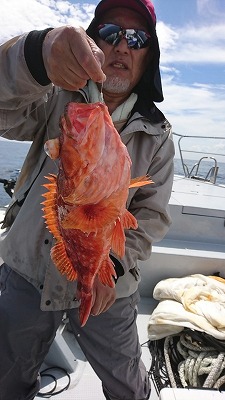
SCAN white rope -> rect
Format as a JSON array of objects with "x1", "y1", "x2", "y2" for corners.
[
  {"x1": 164, "y1": 333, "x2": 225, "y2": 389},
  {"x1": 203, "y1": 353, "x2": 225, "y2": 388},
  {"x1": 164, "y1": 335, "x2": 177, "y2": 388}
]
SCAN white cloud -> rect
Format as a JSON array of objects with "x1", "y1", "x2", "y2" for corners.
[
  {"x1": 155, "y1": 12, "x2": 225, "y2": 146},
  {"x1": 159, "y1": 78, "x2": 225, "y2": 158},
  {"x1": 157, "y1": 21, "x2": 225, "y2": 64},
  {"x1": 0, "y1": 0, "x2": 224, "y2": 146},
  {"x1": 0, "y1": 0, "x2": 94, "y2": 44}
]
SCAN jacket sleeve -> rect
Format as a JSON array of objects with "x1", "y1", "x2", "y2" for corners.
[
  {"x1": 0, "y1": 32, "x2": 53, "y2": 141},
  {"x1": 117, "y1": 130, "x2": 174, "y2": 274}
]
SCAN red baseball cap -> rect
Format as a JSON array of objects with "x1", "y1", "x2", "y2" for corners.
[{"x1": 94, "y1": 0, "x2": 156, "y2": 27}]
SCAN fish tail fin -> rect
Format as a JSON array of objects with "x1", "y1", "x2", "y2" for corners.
[
  {"x1": 98, "y1": 257, "x2": 116, "y2": 288},
  {"x1": 79, "y1": 292, "x2": 93, "y2": 327},
  {"x1": 129, "y1": 175, "x2": 153, "y2": 188}
]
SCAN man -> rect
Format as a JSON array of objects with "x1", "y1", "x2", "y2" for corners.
[{"x1": 0, "y1": 0, "x2": 174, "y2": 399}]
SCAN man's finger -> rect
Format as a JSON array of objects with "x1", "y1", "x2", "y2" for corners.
[{"x1": 69, "y1": 30, "x2": 106, "y2": 83}]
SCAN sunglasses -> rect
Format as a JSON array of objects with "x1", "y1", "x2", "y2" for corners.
[{"x1": 97, "y1": 23, "x2": 151, "y2": 50}]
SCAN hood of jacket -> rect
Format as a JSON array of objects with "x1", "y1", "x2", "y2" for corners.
[{"x1": 86, "y1": 0, "x2": 164, "y2": 110}]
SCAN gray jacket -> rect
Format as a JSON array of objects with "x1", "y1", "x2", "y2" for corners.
[{"x1": 0, "y1": 34, "x2": 175, "y2": 311}]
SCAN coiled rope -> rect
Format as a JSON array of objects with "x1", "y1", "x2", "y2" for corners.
[{"x1": 149, "y1": 330, "x2": 225, "y2": 394}]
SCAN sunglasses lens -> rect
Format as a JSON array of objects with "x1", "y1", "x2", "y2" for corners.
[
  {"x1": 98, "y1": 24, "x2": 150, "y2": 49},
  {"x1": 98, "y1": 24, "x2": 121, "y2": 46},
  {"x1": 136, "y1": 31, "x2": 150, "y2": 48},
  {"x1": 125, "y1": 30, "x2": 140, "y2": 49}
]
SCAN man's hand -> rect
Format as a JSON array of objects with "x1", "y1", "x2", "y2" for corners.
[
  {"x1": 42, "y1": 26, "x2": 106, "y2": 91},
  {"x1": 90, "y1": 275, "x2": 116, "y2": 316}
]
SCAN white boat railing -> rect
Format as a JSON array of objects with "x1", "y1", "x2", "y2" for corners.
[{"x1": 173, "y1": 132, "x2": 225, "y2": 184}]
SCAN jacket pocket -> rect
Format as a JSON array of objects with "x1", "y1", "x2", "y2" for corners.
[
  {"x1": 1, "y1": 199, "x2": 22, "y2": 229},
  {"x1": 0, "y1": 263, "x2": 12, "y2": 294}
]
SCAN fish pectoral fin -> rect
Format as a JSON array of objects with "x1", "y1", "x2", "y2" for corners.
[
  {"x1": 129, "y1": 175, "x2": 153, "y2": 188},
  {"x1": 51, "y1": 241, "x2": 77, "y2": 281},
  {"x1": 44, "y1": 138, "x2": 60, "y2": 160},
  {"x1": 98, "y1": 257, "x2": 116, "y2": 288},
  {"x1": 111, "y1": 211, "x2": 138, "y2": 258},
  {"x1": 121, "y1": 209, "x2": 138, "y2": 230},
  {"x1": 61, "y1": 201, "x2": 118, "y2": 233},
  {"x1": 111, "y1": 218, "x2": 126, "y2": 258}
]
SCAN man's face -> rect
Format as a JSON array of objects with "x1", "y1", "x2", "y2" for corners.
[{"x1": 96, "y1": 7, "x2": 151, "y2": 96}]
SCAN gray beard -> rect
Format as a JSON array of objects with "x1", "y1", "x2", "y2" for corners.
[{"x1": 103, "y1": 76, "x2": 130, "y2": 94}]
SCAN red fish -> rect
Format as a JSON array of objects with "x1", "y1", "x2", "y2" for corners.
[{"x1": 42, "y1": 102, "x2": 151, "y2": 326}]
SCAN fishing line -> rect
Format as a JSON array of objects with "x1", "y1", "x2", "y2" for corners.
[
  {"x1": 99, "y1": 81, "x2": 104, "y2": 103},
  {"x1": 43, "y1": 94, "x2": 50, "y2": 142},
  {"x1": 0, "y1": 89, "x2": 64, "y2": 139},
  {"x1": 43, "y1": 98, "x2": 59, "y2": 171},
  {"x1": 0, "y1": 82, "x2": 105, "y2": 140}
]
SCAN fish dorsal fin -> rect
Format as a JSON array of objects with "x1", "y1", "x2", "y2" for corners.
[
  {"x1": 61, "y1": 201, "x2": 119, "y2": 233},
  {"x1": 42, "y1": 174, "x2": 77, "y2": 281},
  {"x1": 98, "y1": 256, "x2": 116, "y2": 287},
  {"x1": 42, "y1": 174, "x2": 61, "y2": 241},
  {"x1": 129, "y1": 175, "x2": 153, "y2": 188}
]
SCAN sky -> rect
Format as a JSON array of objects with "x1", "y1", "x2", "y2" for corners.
[{"x1": 0, "y1": 0, "x2": 225, "y2": 158}]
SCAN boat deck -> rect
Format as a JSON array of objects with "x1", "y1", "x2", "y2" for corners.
[
  {"x1": 35, "y1": 297, "x2": 158, "y2": 400},
  {"x1": 36, "y1": 173, "x2": 224, "y2": 400},
  {"x1": 1, "y1": 172, "x2": 225, "y2": 399},
  {"x1": 35, "y1": 292, "x2": 225, "y2": 399}
]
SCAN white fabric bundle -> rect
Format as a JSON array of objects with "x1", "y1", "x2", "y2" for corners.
[{"x1": 148, "y1": 274, "x2": 225, "y2": 340}]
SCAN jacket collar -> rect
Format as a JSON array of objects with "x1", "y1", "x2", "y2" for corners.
[{"x1": 77, "y1": 86, "x2": 168, "y2": 134}]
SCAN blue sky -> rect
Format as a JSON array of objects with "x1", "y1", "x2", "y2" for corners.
[{"x1": 0, "y1": 0, "x2": 225, "y2": 156}]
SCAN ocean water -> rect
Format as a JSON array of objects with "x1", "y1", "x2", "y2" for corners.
[
  {"x1": 0, "y1": 139, "x2": 225, "y2": 207},
  {"x1": 0, "y1": 140, "x2": 31, "y2": 207}
]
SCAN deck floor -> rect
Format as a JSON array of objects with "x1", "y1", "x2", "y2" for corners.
[{"x1": 35, "y1": 297, "x2": 158, "y2": 400}]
